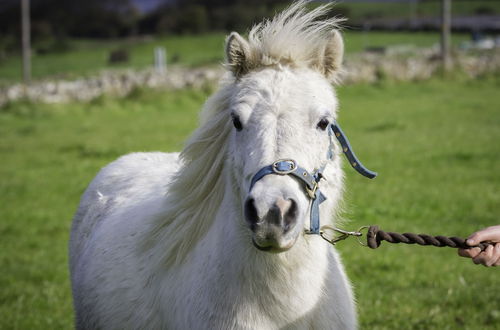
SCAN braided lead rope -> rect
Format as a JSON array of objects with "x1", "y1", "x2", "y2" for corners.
[{"x1": 366, "y1": 225, "x2": 493, "y2": 251}]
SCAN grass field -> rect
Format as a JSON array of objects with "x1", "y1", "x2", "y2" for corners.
[
  {"x1": 0, "y1": 31, "x2": 470, "y2": 84},
  {"x1": 1, "y1": 75, "x2": 499, "y2": 329},
  {"x1": 337, "y1": 0, "x2": 500, "y2": 21}
]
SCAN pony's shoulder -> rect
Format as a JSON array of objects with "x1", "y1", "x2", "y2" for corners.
[
  {"x1": 94, "y1": 151, "x2": 180, "y2": 187},
  {"x1": 80, "y1": 151, "x2": 181, "y2": 204},
  {"x1": 69, "y1": 152, "x2": 180, "y2": 263},
  {"x1": 107, "y1": 151, "x2": 180, "y2": 174}
]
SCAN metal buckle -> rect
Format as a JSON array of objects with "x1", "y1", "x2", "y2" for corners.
[{"x1": 272, "y1": 159, "x2": 297, "y2": 175}]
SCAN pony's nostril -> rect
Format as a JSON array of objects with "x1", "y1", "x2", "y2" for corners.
[
  {"x1": 283, "y1": 198, "x2": 298, "y2": 232},
  {"x1": 244, "y1": 198, "x2": 259, "y2": 227}
]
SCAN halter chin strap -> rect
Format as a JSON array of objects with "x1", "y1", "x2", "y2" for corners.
[{"x1": 249, "y1": 121, "x2": 377, "y2": 234}]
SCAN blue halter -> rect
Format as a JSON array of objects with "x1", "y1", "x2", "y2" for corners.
[{"x1": 249, "y1": 121, "x2": 377, "y2": 235}]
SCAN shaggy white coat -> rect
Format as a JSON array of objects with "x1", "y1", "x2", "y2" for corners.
[{"x1": 70, "y1": 2, "x2": 357, "y2": 329}]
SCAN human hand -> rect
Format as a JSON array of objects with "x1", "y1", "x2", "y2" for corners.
[{"x1": 458, "y1": 225, "x2": 500, "y2": 267}]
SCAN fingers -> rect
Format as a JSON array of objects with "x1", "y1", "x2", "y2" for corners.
[
  {"x1": 492, "y1": 244, "x2": 500, "y2": 267},
  {"x1": 472, "y1": 245, "x2": 493, "y2": 265},
  {"x1": 466, "y1": 225, "x2": 500, "y2": 246},
  {"x1": 458, "y1": 247, "x2": 481, "y2": 258},
  {"x1": 459, "y1": 226, "x2": 500, "y2": 266},
  {"x1": 471, "y1": 243, "x2": 500, "y2": 267}
]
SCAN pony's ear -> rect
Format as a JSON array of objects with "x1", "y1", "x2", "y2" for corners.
[
  {"x1": 316, "y1": 30, "x2": 344, "y2": 81},
  {"x1": 225, "y1": 32, "x2": 251, "y2": 76}
]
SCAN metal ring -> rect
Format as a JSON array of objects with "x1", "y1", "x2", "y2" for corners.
[
  {"x1": 356, "y1": 226, "x2": 370, "y2": 246},
  {"x1": 272, "y1": 159, "x2": 297, "y2": 175}
]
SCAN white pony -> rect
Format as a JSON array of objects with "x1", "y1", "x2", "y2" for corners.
[{"x1": 69, "y1": 2, "x2": 357, "y2": 329}]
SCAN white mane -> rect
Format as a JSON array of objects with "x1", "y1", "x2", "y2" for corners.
[{"x1": 149, "y1": 84, "x2": 233, "y2": 267}]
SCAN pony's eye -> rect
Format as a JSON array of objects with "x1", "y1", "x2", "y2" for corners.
[
  {"x1": 232, "y1": 114, "x2": 243, "y2": 131},
  {"x1": 317, "y1": 118, "x2": 330, "y2": 131}
]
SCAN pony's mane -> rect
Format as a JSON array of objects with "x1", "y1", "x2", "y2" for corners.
[
  {"x1": 150, "y1": 82, "x2": 233, "y2": 267},
  {"x1": 239, "y1": 0, "x2": 344, "y2": 72}
]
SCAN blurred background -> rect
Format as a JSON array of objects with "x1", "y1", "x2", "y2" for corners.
[
  {"x1": 0, "y1": 0, "x2": 499, "y2": 329},
  {"x1": 0, "y1": 0, "x2": 499, "y2": 86}
]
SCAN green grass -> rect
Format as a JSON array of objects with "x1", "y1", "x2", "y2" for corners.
[
  {"x1": 0, "y1": 34, "x2": 226, "y2": 83},
  {"x1": 0, "y1": 31, "x2": 470, "y2": 84},
  {"x1": 1, "y1": 76, "x2": 499, "y2": 329},
  {"x1": 337, "y1": 0, "x2": 500, "y2": 21},
  {"x1": 336, "y1": 76, "x2": 500, "y2": 329},
  {"x1": 342, "y1": 31, "x2": 468, "y2": 56}
]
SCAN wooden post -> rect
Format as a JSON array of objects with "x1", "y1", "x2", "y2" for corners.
[
  {"x1": 440, "y1": 0, "x2": 451, "y2": 71},
  {"x1": 409, "y1": 0, "x2": 417, "y2": 29},
  {"x1": 21, "y1": 0, "x2": 31, "y2": 83}
]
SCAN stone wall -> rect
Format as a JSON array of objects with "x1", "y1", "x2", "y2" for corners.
[
  {"x1": 343, "y1": 47, "x2": 500, "y2": 84},
  {"x1": 1, "y1": 47, "x2": 499, "y2": 107},
  {"x1": 0, "y1": 67, "x2": 222, "y2": 107}
]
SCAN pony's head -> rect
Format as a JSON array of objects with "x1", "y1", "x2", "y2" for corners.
[
  {"x1": 225, "y1": 1, "x2": 344, "y2": 252},
  {"x1": 151, "y1": 1, "x2": 349, "y2": 266}
]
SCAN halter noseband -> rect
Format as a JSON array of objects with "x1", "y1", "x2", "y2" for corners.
[{"x1": 249, "y1": 121, "x2": 377, "y2": 235}]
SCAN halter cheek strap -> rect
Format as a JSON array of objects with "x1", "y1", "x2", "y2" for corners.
[
  {"x1": 248, "y1": 121, "x2": 377, "y2": 235},
  {"x1": 331, "y1": 123, "x2": 377, "y2": 179}
]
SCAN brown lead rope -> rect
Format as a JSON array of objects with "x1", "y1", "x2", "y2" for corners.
[
  {"x1": 319, "y1": 225, "x2": 494, "y2": 251},
  {"x1": 366, "y1": 225, "x2": 493, "y2": 251}
]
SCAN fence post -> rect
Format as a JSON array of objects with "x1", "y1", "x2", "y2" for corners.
[
  {"x1": 154, "y1": 47, "x2": 167, "y2": 74},
  {"x1": 409, "y1": 0, "x2": 417, "y2": 29},
  {"x1": 440, "y1": 0, "x2": 451, "y2": 71},
  {"x1": 21, "y1": 0, "x2": 31, "y2": 83}
]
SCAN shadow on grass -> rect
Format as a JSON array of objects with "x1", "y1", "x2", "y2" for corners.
[{"x1": 59, "y1": 144, "x2": 123, "y2": 159}]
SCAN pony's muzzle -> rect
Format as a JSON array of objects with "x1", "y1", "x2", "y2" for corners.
[{"x1": 244, "y1": 196, "x2": 300, "y2": 252}]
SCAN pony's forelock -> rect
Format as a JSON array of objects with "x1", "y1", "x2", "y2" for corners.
[{"x1": 245, "y1": 1, "x2": 344, "y2": 72}]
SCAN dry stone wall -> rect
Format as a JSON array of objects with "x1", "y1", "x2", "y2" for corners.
[{"x1": 1, "y1": 48, "x2": 499, "y2": 107}]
